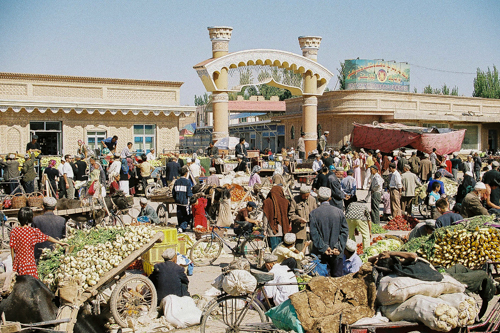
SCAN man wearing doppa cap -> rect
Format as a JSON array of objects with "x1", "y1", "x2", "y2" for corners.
[
  {"x1": 461, "y1": 182, "x2": 490, "y2": 218},
  {"x1": 149, "y1": 248, "x2": 190, "y2": 305},
  {"x1": 33, "y1": 197, "x2": 66, "y2": 260},
  {"x1": 343, "y1": 239, "x2": 362, "y2": 275},
  {"x1": 273, "y1": 233, "x2": 310, "y2": 264},
  {"x1": 309, "y1": 187, "x2": 349, "y2": 277},
  {"x1": 137, "y1": 198, "x2": 160, "y2": 224},
  {"x1": 288, "y1": 185, "x2": 317, "y2": 251}
]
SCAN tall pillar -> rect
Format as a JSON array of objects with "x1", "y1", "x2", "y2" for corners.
[
  {"x1": 208, "y1": 26, "x2": 233, "y2": 141},
  {"x1": 298, "y1": 36, "x2": 322, "y2": 155}
]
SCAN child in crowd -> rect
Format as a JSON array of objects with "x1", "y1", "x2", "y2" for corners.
[
  {"x1": 191, "y1": 195, "x2": 207, "y2": 229},
  {"x1": 428, "y1": 182, "x2": 441, "y2": 219}
]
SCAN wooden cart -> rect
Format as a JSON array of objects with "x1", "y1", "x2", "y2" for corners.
[{"x1": 150, "y1": 194, "x2": 177, "y2": 225}]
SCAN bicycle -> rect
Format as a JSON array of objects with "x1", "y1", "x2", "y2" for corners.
[
  {"x1": 0, "y1": 176, "x2": 26, "y2": 197},
  {"x1": 189, "y1": 215, "x2": 268, "y2": 267}
]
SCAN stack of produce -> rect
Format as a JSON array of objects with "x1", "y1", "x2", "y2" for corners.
[
  {"x1": 360, "y1": 238, "x2": 402, "y2": 262},
  {"x1": 438, "y1": 294, "x2": 478, "y2": 327},
  {"x1": 371, "y1": 224, "x2": 388, "y2": 234},
  {"x1": 402, "y1": 215, "x2": 499, "y2": 269},
  {"x1": 150, "y1": 159, "x2": 162, "y2": 167},
  {"x1": 294, "y1": 168, "x2": 314, "y2": 173},
  {"x1": 39, "y1": 225, "x2": 157, "y2": 292},
  {"x1": 230, "y1": 186, "x2": 250, "y2": 202},
  {"x1": 442, "y1": 177, "x2": 458, "y2": 197},
  {"x1": 383, "y1": 215, "x2": 420, "y2": 231},
  {"x1": 39, "y1": 156, "x2": 62, "y2": 168}
]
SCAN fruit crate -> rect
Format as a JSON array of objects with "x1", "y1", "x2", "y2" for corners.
[{"x1": 155, "y1": 227, "x2": 178, "y2": 245}]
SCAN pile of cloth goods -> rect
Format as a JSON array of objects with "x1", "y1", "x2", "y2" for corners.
[
  {"x1": 401, "y1": 215, "x2": 500, "y2": 269},
  {"x1": 38, "y1": 225, "x2": 157, "y2": 291}
]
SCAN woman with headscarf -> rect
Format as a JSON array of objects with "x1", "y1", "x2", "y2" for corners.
[
  {"x1": 126, "y1": 156, "x2": 137, "y2": 195},
  {"x1": 119, "y1": 158, "x2": 130, "y2": 195},
  {"x1": 43, "y1": 159, "x2": 59, "y2": 197},
  {"x1": 352, "y1": 152, "x2": 362, "y2": 190},
  {"x1": 263, "y1": 186, "x2": 291, "y2": 251},
  {"x1": 249, "y1": 166, "x2": 262, "y2": 187}
]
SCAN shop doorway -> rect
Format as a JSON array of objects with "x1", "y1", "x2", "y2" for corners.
[
  {"x1": 30, "y1": 121, "x2": 62, "y2": 155},
  {"x1": 489, "y1": 129, "x2": 498, "y2": 152}
]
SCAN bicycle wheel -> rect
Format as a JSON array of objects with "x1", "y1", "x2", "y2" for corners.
[
  {"x1": 200, "y1": 295, "x2": 267, "y2": 333},
  {"x1": 241, "y1": 237, "x2": 268, "y2": 266},
  {"x1": 1, "y1": 218, "x2": 17, "y2": 249},
  {"x1": 156, "y1": 204, "x2": 168, "y2": 225},
  {"x1": 190, "y1": 237, "x2": 223, "y2": 267}
]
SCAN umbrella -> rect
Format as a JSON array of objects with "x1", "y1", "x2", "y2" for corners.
[{"x1": 214, "y1": 137, "x2": 249, "y2": 150}]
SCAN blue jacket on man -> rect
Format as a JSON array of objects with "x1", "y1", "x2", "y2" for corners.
[
  {"x1": 309, "y1": 202, "x2": 349, "y2": 254},
  {"x1": 172, "y1": 177, "x2": 192, "y2": 205},
  {"x1": 327, "y1": 172, "x2": 344, "y2": 210},
  {"x1": 165, "y1": 161, "x2": 181, "y2": 181}
]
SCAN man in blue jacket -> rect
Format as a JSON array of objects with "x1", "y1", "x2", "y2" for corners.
[
  {"x1": 165, "y1": 157, "x2": 182, "y2": 186},
  {"x1": 309, "y1": 187, "x2": 349, "y2": 277},
  {"x1": 173, "y1": 166, "x2": 193, "y2": 232},
  {"x1": 327, "y1": 166, "x2": 344, "y2": 210}
]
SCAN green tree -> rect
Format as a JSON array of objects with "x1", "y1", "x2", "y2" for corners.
[
  {"x1": 451, "y1": 86, "x2": 459, "y2": 96},
  {"x1": 442, "y1": 84, "x2": 450, "y2": 95},
  {"x1": 336, "y1": 61, "x2": 346, "y2": 90},
  {"x1": 413, "y1": 87, "x2": 418, "y2": 93},
  {"x1": 423, "y1": 85, "x2": 433, "y2": 94},
  {"x1": 473, "y1": 66, "x2": 500, "y2": 99},
  {"x1": 194, "y1": 93, "x2": 211, "y2": 106}
]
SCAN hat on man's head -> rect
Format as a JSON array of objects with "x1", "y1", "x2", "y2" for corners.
[
  {"x1": 114, "y1": 154, "x2": 120, "y2": 159},
  {"x1": 345, "y1": 239, "x2": 357, "y2": 253},
  {"x1": 43, "y1": 197, "x2": 57, "y2": 209},
  {"x1": 389, "y1": 163, "x2": 397, "y2": 169},
  {"x1": 324, "y1": 131, "x2": 329, "y2": 134},
  {"x1": 8, "y1": 154, "x2": 16, "y2": 159},
  {"x1": 264, "y1": 253, "x2": 278, "y2": 263},
  {"x1": 347, "y1": 169, "x2": 353, "y2": 175},
  {"x1": 24, "y1": 153, "x2": 30, "y2": 159},
  {"x1": 370, "y1": 165, "x2": 379, "y2": 171},
  {"x1": 424, "y1": 153, "x2": 430, "y2": 158},
  {"x1": 453, "y1": 152, "x2": 458, "y2": 157},
  {"x1": 209, "y1": 167, "x2": 216, "y2": 172},
  {"x1": 186, "y1": 158, "x2": 192, "y2": 163},
  {"x1": 237, "y1": 154, "x2": 243, "y2": 159},
  {"x1": 300, "y1": 185, "x2": 311, "y2": 194},
  {"x1": 162, "y1": 248, "x2": 177, "y2": 260},
  {"x1": 440, "y1": 163, "x2": 447, "y2": 167},
  {"x1": 315, "y1": 154, "x2": 321, "y2": 158},
  {"x1": 318, "y1": 187, "x2": 331, "y2": 201},
  {"x1": 492, "y1": 161, "x2": 500, "y2": 167},
  {"x1": 475, "y1": 182, "x2": 487, "y2": 190},
  {"x1": 284, "y1": 233, "x2": 296, "y2": 245},
  {"x1": 140, "y1": 198, "x2": 148, "y2": 205},
  {"x1": 375, "y1": 149, "x2": 380, "y2": 153},
  {"x1": 32, "y1": 135, "x2": 38, "y2": 140},
  {"x1": 329, "y1": 165, "x2": 336, "y2": 171},
  {"x1": 247, "y1": 201, "x2": 257, "y2": 208}
]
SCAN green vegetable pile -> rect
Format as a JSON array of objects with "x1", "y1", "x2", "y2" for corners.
[
  {"x1": 360, "y1": 238, "x2": 402, "y2": 262},
  {"x1": 371, "y1": 223, "x2": 388, "y2": 234}
]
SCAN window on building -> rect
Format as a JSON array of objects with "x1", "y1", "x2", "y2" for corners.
[
  {"x1": 453, "y1": 125, "x2": 479, "y2": 151},
  {"x1": 134, "y1": 125, "x2": 156, "y2": 153},
  {"x1": 87, "y1": 131, "x2": 106, "y2": 151},
  {"x1": 423, "y1": 123, "x2": 449, "y2": 128},
  {"x1": 30, "y1": 121, "x2": 62, "y2": 155}
]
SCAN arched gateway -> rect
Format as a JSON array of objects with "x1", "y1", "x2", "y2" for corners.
[{"x1": 193, "y1": 26, "x2": 334, "y2": 154}]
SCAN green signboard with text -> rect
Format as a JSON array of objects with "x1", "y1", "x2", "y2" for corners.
[{"x1": 345, "y1": 59, "x2": 410, "y2": 92}]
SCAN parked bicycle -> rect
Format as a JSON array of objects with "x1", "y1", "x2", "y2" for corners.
[{"x1": 189, "y1": 215, "x2": 268, "y2": 267}]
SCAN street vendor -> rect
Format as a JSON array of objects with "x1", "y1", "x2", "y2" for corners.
[
  {"x1": 234, "y1": 201, "x2": 260, "y2": 234},
  {"x1": 206, "y1": 141, "x2": 219, "y2": 157},
  {"x1": 263, "y1": 255, "x2": 299, "y2": 307},
  {"x1": 26, "y1": 134, "x2": 41, "y2": 153},
  {"x1": 408, "y1": 219, "x2": 436, "y2": 240},
  {"x1": 234, "y1": 154, "x2": 247, "y2": 173},
  {"x1": 273, "y1": 233, "x2": 310, "y2": 264},
  {"x1": 235, "y1": 137, "x2": 248, "y2": 160},
  {"x1": 461, "y1": 182, "x2": 489, "y2": 218},
  {"x1": 33, "y1": 197, "x2": 66, "y2": 260},
  {"x1": 22, "y1": 152, "x2": 36, "y2": 193},
  {"x1": 149, "y1": 248, "x2": 190, "y2": 305},
  {"x1": 288, "y1": 184, "x2": 317, "y2": 251},
  {"x1": 10, "y1": 207, "x2": 68, "y2": 279},
  {"x1": 0, "y1": 153, "x2": 21, "y2": 194},
  {"x1": 137, "y1": 197, "x2": 160, "y2": 224},
  {"x1": 343, "y1": 239, "x2": 362, "y2": 275}
]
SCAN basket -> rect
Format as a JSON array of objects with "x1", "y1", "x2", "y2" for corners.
[
  {"x1": 194, "y1": 228, "x2": 225, "y2": 240},
  {"x1": 27, "y1": 192, "x2": 44, "y2": 208},
  {"x1": 11, "y1": 193, "x2": 27, "y2": 209}
]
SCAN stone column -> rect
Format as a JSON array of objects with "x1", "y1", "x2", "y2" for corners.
[
  {"x1": 298, "y1": 36, "x2": 322, "y2": 155},
  {"x1": 208, "y1": 26, "x2": 233, "y2": 141}
]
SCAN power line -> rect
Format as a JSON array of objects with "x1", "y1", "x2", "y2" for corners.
[{"x1": 408, "y1": 63, "x2": 476, "y2": 75}]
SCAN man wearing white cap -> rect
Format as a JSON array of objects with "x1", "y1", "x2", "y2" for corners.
[
  {"x1": 273, "y1": 233, "x2": 311, "y2": 264},
  {"x1": 289, "y1": 185, "x2": 317, "y2": 251},
  {"x1": 312, "y1": 154, "x2": 323, "y2": 174},
  {"x1": 206, "y1": 167, "x2": 219, "y2": 186},
  {"x1": 33, "y1": 197, "x2": 66, "y2": 260},
  {"x1": 137, "y1": 197, "x2": 160, "y2": 224},
  {"x1": 22, "y1": 152, "x2": 36, "y2": 194},
  {"x1": 263, "y1": 254, "x2": 299, "y2": 307},
  {"x1": 309, "y1": 187, "x2": 349, "y2": 277},
  {"x1": 343, "y1": 239, "x2": 362, "y2": 275},
  {"x1": 461, "y1": 182, "x2": 489, "y2": 218},
  {"x1": 149, "y1": 248, "x2": 190, "y2": 304}
]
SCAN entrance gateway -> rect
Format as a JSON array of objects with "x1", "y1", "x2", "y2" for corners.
[{"x1": 193, "y1": 26, "x2": 334, "y2": 154}]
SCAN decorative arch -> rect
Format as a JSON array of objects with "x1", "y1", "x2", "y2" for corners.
[{"x1": 194, "y1": 49, "x2": 333, "y2": 95}]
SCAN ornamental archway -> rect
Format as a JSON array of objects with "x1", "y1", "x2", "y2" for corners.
[{"x1": 193, "y1": 26, "x2": 334, "y2": 154}]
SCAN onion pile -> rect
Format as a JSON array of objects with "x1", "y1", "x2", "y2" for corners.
[{"x1": 39, "y1": 225, "x2": 157, "y2": 291}]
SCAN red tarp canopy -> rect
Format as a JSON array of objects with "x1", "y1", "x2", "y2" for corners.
[{"x1": 351, "y1": 123, "x2": 466, "y2": 155}]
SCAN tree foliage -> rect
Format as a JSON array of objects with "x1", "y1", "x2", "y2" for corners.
[
  {"x1": 194, "y1": 93, "x2": 211, "y2": 106},
  {"x1": 473, "y1": 66, "x2": 500, "y2": 99},
  {"x1": 422, "y1": 84, "x2": 459, "y2": 96},
  {"x1": 336, "y1": 61, "x2": 346, "y2": 90}
]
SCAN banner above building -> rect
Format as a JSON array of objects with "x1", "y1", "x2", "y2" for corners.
[{"x1": 345, "y1": 59, "x2": 410, "y2": 92}]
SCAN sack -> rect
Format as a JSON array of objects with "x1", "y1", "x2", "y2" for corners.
[
  {"x1": 381, "y1": 295, "x2": 458, "y2": 332},
  {"x1": 266, "y1": 299, "x2": 304, "y2": 333},
  {"x1": 87, "y1": 181, "x2": 96, "y2": 195},
  {"x1": 377, "y1": 274, "x2": 466, "y2": 306},
  {"x1": 222, "y1": 270, "x2": 257, "y2": 296},
  {"x1": 162, "y1": 295, "x2": 202, "y2": 328},
  {"x1": 438, "y1": 293, "x2": 478, "y2": 326}
]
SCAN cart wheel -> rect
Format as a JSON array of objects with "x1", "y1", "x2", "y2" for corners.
[
  {"x1": 110, "y1": 274, "x2": 158, "y2": 328},
  {"x1": 156, "y1": 204, "x2": 168, "y2": 225},
  {"x1": 190, "y1": 237, "x2": 223, "y2": 266},
  {"x1": 145, "y1": 183, "x2": 161, "y2": 199}
]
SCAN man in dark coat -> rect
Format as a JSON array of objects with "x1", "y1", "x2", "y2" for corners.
[
  {"x1": 33, "y1": 197, "x2": 66, "y2": 260},
  {"x1": 149, "y1": 248, "x2": 189, "y2": 305},
  {"x1": 235, "y1": 138, "x2": 247, "y2": 160},
  {"x1": 309, "y1": 187, "x2": 349, "y2": 277},
  {"x1": 326, "y1": 167, "x2": 344, "y2": 210},
  {"x1": 473, "y1": 152, "x2": 482, "y2": 181},
  {"x1": 165, "y1": 157, "x2": 181, "y2": 185},
  {"x1": 74, "y1": 155, "x2": 87, "y2": 181}
]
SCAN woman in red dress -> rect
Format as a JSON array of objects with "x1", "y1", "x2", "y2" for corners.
[
  {"x1": 10, "y1": 207, "x2": 68, "y2": 279},
  {"x1": 191, "y1": 196, "x2": 208, "y2": 229}
]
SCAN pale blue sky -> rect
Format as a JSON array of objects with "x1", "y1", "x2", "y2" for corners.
[{"x1": 0, "y1": 1, "x2": 498, "y2": 105}]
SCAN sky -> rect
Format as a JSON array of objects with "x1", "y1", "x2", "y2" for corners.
[{"x1": 0, "y1": 1, "x2": 499, "y2": 105}]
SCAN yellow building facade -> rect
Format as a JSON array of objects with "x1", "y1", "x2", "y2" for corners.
[{"x1": 0, "y1": 73, "x2": 195, "y2": 155}]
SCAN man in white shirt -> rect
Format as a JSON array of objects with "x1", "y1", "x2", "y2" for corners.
[
  {"x1": 63, "y1": 155, "x2": 75, "y2": 199},
  {"x1": 120, "y1": 142, "x2": 133, "y2": 159},
  {"x1": 389, "y1": 163, "x2": 403, "y2": 217},
  {"x1": 263, "y1": 254, "x2": 299, "y2": 307},
  {"x1": 188, "y1": 158, "x2": 201, "y2": 179},
  {"x1": 312, "y1": 154, "x2": 323, "y2": 174},
  {"x1": 146, "y1": 148, "x2": 156, "y2": 161},
  {"x1": 108, "y1": 154, "x2": 122, "y2": 178}
]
